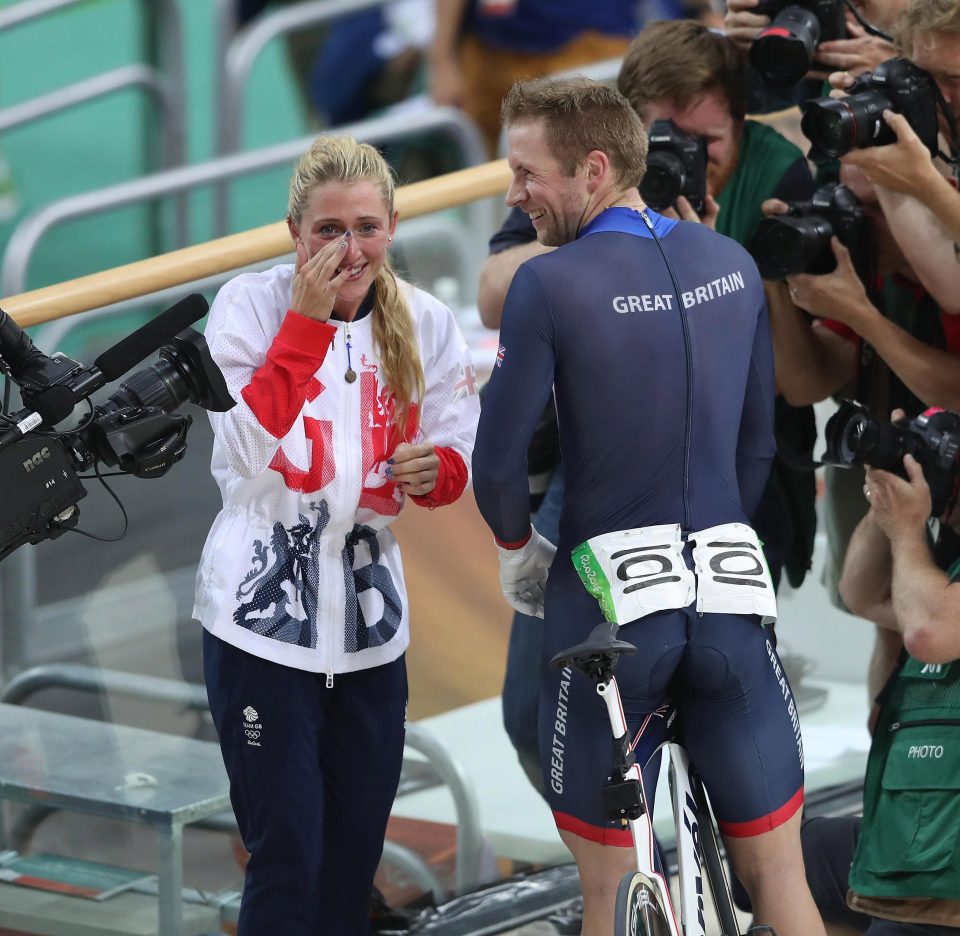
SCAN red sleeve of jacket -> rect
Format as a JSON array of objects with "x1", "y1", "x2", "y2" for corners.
[
  {"x1": 241, "y1": 311, "x2": 336, "y2": 438},
  {"x1": 408, "y1": 445, "x2": 468, "y2": 509}
]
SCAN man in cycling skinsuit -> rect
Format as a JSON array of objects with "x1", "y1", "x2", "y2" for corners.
[{"x1": 472, "y1": 77, "x2": 826, "y2": 936}]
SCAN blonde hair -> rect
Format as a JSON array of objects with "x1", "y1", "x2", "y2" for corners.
[
  {"x1": 896, "y1": 0, "x2": 960, "y2": 54},
  {"x1": 287, "y1": 135, "x2": 425, "y2": 436}
]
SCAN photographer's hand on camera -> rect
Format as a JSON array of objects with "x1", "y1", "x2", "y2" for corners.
[
  {"x1": 664, "y1": 193, "x2": 720, "y2": 228},
  {"x1": 841, "y1": 109, "x2": 942, "y2": 198},
  {"x1": 817, "y1": 20, "x2": 897, "y2": 78},
  {"x1": 842, "y1": 109, "x2": 960, "y2": 246},
  {"x1": 723, "y1": 0, "x2": 770, "y2": 53},
  {"x1": 864, "y1": 454, "x2": 932, "y2": 538},
  {"x1": 290, "y1": 238, "x2": 354, "y2": 322},
  {"x1": 786, "y1": 236, "x2": 872, "y2": 321}
]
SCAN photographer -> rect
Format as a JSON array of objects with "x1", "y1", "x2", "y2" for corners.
[
  {"x1": 843, "y1": 110, "x2": 960, "y2": 243},
  {"x1": 477, "y1": 19, "x2": 819, "y2": 801},
  {"x1": 763, "y1": 157, "x2": 960, "y2": 608},
  {"x1": 801, "y1": 415, "x2": 960, "y2": 935},
  {"x1": 827, "y1": 0, "x2": 960, "y2": 317},
  {"x1": 724, "y1": 0, "x2": 906, "y2": 78}
]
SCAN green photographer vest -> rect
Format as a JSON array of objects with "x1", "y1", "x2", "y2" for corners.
[{"x1": 848, "y1": 598, "x2": 960, "y2": 909}]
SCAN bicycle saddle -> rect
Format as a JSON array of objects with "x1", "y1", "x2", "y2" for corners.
[{"x1": 549, "y1": 621, "x2": 637, "y2": 680}]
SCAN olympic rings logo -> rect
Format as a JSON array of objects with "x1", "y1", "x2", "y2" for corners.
[{"x1": 245, "y1": 729, "x2": 261, "y2": 739}]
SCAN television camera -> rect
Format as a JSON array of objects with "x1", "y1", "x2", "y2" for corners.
[{"x1": 0, "y1": 295, "x2": 234, "y2": 561}]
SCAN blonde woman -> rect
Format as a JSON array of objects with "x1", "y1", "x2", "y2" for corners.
[{"x1": 194, "y1": 136, "x2": 479, "y2": 934}]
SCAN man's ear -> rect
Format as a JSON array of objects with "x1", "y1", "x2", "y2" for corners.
[{"x1": 584, "y1": 149, "x2": 611, "y2": 192}]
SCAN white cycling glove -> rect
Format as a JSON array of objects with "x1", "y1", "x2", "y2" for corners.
[{"x1": 496, "y1": 525, "x2": 557, "y2": 618}]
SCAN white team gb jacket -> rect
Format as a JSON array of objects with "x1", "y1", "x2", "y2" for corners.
[{"x1": 193, "y1": 264, "x2": 480, "y2": 677}]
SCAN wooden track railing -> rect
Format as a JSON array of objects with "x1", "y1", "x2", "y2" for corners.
[{"x1": 0, "y1": 159, "x2": 512, "y2": 328}]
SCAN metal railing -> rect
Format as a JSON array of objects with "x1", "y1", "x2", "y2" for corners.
[
  {"x1": 0, "y1": 0, "x2": 187, "y2": 246},
  {"x1": 1, "y1": 106, "x2": 490, "y2": 297},
  {"x1": 213, "y1": 0, "x2": 419, "y2": 232},
  {"x1": 0, "y1": 665, "x2": 486, "y2": 896}
]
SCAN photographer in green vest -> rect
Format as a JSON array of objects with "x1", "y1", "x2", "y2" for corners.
[{"x1": 802, "y1": 406, "x2": 960, "y2": 935}]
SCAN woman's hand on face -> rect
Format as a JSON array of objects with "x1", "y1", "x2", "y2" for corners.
[
  {"x1": 388, "y1": 442, "x2": 439, "y2": 496},
  {"x1": 290, "y1": 237, "x2": 354, "y2": 322}
]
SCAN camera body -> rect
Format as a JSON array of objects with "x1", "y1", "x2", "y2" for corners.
[
  {"x1": 824, "y1": 400, "x2": 960, "y2": 516},
  {"x1": 0, "y1": 307, "x2": 234, "y2": 561},
  {"x1": 640, "y1": 120, "x2": 708, "y2": 215},
  {"x1": 750, "y1": 0, "x2": 846, "y2": 86},
  {"x1": 801, "y1": 58, "x2": 940, "y2": 158},
  {"x1": 749, "y1": 182, "x2": 869, "y2": 280}
]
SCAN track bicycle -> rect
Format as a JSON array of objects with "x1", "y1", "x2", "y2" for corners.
[{"x1": 550, "y1": 621, "x2": 777, "y2": 936}]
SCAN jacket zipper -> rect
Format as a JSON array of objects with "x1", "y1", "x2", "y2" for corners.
[
  {"x1": 328, "y1": 318, "x2": 363, "y2": 687},
  {"x1": 641, "y1": 210, "x2": 692, "y2": 530}
]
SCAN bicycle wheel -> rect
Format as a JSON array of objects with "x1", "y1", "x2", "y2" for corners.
[{"x1": 614, "y1": 870, "x2": 674, "y2": 936}]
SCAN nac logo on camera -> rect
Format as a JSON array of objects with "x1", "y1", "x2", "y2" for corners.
[{"x1": 21, "y1": 447, "x2": 51, "y2": 473}]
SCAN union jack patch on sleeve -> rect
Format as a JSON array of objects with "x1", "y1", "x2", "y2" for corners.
[
  {"x1": 496, "y1": 345, "x2": 506, "y2": 368},
  {"x1": 453, "y1": 363, "x2": 478, "y2": 401}
]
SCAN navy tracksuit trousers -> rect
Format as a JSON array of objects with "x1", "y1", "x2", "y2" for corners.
[{"x1": 203, "y1": 631, "x2": 407, "y2": 935}]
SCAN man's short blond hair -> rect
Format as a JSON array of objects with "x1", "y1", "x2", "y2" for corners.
[{"x1": 501, "y1": 76, "x2": 648, "y2": 188}]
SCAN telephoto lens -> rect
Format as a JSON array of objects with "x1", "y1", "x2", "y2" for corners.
[
  {"x1": 749, "y1": 183, "x2": 867, "y2": 280},
  {"x1": 823, "y1": 400, "x2": 960, "y2": 516},
  {"x1": 801, "y1": 89, "x2": 892, "y2": 157},
  {"x1": 800, "y1": 58, "x2": 940, "y2": 158},
  {"x1": 751, "y1": 5, "x2": 822, "y2": 85},
  {"x1": 751, "y1": 215, "x2": 834, "y2": 279}
]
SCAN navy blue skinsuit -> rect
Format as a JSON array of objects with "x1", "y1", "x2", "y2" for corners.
[{"x1": 473, "y1": 208, "x2": 805, "y2": 844}]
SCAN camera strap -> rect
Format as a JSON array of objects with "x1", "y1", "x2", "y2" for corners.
[{"x1": 842, "y1": 1, "x2": 892, "y2": 43}]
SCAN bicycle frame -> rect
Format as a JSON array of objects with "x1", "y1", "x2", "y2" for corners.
[
  {"x1": 597, "y1": 675, "x2": 739, "y2": 936},
  {"x1": 598, "y1": 676, "x2": 682, "y2": 936}
]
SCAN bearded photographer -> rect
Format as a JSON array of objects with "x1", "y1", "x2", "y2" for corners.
[{"x1": 801, "y1": 414, "x2": 960, "y2": 936}]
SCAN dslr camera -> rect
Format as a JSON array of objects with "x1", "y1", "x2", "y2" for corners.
[
  {"x1": 0, "y1": 295, "x2": 234, "y2": 561},
  {"x1": 824, "y1": 400, "x2": 960, "y2": 516},
  {"x1": 750, "y1": 0, "x2": 846, "y2": 86},
  {"x1": 640, "y1": 120, "x2": 708, "y2": 215},
  {"x1": 749, "y1": 182, "x2": 868, "y2": 280},
  {"x1": 801, "y1": 58, "x2": 940, "y2": 158}
]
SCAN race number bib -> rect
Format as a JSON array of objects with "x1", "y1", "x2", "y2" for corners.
[
  {"x1": 690, "y1": 523, "x2": 777, "y2": 625},
  {"x1": 571, "y1": 524, "x2": 695, "y2": 625},
  {"x1": 572, "y1": 522, "x2": 777, "y2": 626}
]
